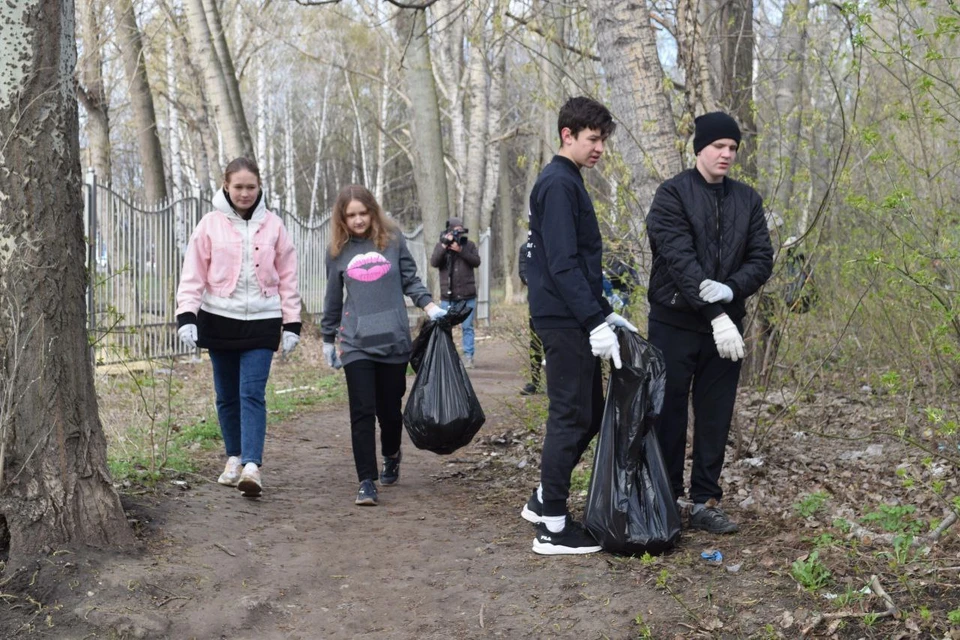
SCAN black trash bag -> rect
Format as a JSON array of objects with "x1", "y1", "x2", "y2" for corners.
[
  {"x1": 403, "y1": 314, "x2": 485, "y2": 455},
  {"x1": 409, "y1": 300, "x2": 473, "y2": 374},
  {"x1": 583, "y1": 328, "x2": 681, "y2": 555}
]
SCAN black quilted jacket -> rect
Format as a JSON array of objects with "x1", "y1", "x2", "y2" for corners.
[{"x1": 646, "y1": 169, "x2": 773, "y2": 333}]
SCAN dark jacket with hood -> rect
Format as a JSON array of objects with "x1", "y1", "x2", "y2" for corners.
[
  {"x1": 430, "y1": 220, "x2": 481, "y2": 301},
  {"x1": 646, "y1": 168, "x2": 774, "y2": 333}
]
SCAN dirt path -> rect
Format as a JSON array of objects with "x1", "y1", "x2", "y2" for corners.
[{"x1": 6, "y1": 335, "x2": 807, "y2": 639}]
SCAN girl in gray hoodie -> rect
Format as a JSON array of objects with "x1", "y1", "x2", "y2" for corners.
[{"x1": 321, "y1": 185, "x2": 446, "y2": 506}]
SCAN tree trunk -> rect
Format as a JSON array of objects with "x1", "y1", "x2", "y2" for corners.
[
  {"x1": 184, "y1": 0, "x2": 246, "y2": 162},
  {"x1": 0, "y1": 0, "x2": 134, "y2": 564},
  {"x1": 538, "y1": 0, "x2": 565, "y2": 166},
  {"x1": 432, "y1": 0, "x2": 466, "y2": 219},
  {"x1": 397, "y1": 8, "x2": 450, "y2": 293},
  {"x1": 77, "y1": 0, "x2": 111, "y2": 179},
  {"x1": 497, "y1": 143, "x2": 517, "y2": 302},
  {"x1": 480, "y1": 41, "x2": 505, "y2": 234},
  {"x1": 773, "y1": 0, "x2": 810, "y2": 216},
  {"x1": 589, "y1": 0, "x2": 682, "y2": 213},
  {"x1": 462, "y1": 34, "x2": 487, "y2": 234},
  {"x1": 201, "y1": 0, "x2": 254, "y2": 159},
  {"x1": 115, "y1": 0, "x2": 168, "y2": 202},
  {"x1": 717, "y1": 0, "x2": 756, "y2": 176},
  {"x1": 676, "y1": 0, "x2": 717, "y2": 121}
]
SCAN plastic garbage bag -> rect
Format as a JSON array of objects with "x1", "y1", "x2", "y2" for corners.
[
  {"x1": 403, "y1": 306, "x2": 485, "y2": 454},
  {"x1": 583, "y1": 328, "x2": 681, "y2": 554},
  {"x1": 409, "y1": 300, "x2": 473, "y2": 374}
]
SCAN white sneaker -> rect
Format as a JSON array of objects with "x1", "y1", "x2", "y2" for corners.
[
  {"x1": 217, "y1": 456, "x2": 242, "y2": 486},
  {"x1": 237, "y1": 462, "x2": 262, "y2": 497}
]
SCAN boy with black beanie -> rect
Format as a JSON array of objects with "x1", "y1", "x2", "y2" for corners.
[{"x1": 646, "y1": 111, "x2": 773, "y2": 534}]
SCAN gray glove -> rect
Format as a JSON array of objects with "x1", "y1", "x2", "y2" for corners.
[
  {"x1": 699, "y1": 279, "x2": 734, "y2": 304},
  {"x1": 282, "y1": 331, "x2": 300, "y2": 355},
  {"x1": 323, "y1": 342, "x2": 342, "y2": 369},
  {"x1": 178, "y1": 324, "x2": 198, "y2": 350}
]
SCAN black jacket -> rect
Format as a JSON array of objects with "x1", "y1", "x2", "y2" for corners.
[
  {"x1": 646, "y1": 168, "x2": 773, "y2": 332},
  {"x1": 430, "y1": 239, "x2": 481, "y2": 300},
  {"x1": 527, "y1": 155, "x2": 612, "y2": 331}
]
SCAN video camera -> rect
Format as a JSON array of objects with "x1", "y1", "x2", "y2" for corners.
[{"x1": 441, "y1": 227, "x2": 470, "y2": 248}]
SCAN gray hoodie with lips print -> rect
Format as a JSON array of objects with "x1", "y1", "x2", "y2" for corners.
[{"x1": 320, "y1": 234, "x2": 433, "y2": 366}]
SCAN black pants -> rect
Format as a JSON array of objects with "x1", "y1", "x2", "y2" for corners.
[
  {"x1": 343, "y1": 360, "x2": 407, "y2": 483},
  {"x1": 648, "y1": 319, "x2": 742, "y2": 504},
  {"x1": 538, "y1": 327, "x2": 604, "y2": 516},
  {"x1": 528, "y1": 318, "x2": 543, "y2": 387}
]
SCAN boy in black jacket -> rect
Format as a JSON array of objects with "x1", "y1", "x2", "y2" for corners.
[
  {"x1": 521, "y1": 97, "x2": 637, "y2": 555},
  {"x1": 646, "y1": 112, "x2": 774, "y2": 534}
]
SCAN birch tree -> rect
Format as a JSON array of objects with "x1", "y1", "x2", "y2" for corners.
[
  {"x1": 0, "y1": 0, "x2": 133, "y2": 562},
  {"x1": 396, "y1": 7, "x2": 450, "y2": 291}
]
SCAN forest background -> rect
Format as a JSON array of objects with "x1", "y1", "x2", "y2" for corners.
[{"x1": 0, "y1": 0, "x2": 959, "y2": 635}]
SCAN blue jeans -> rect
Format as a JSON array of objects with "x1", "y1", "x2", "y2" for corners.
[
  {"x1": 209, "y1": 348, "x2": 274, "y2": 466},
  {"x1": 440, "y1": 297, "x2": 476, "y2": 357}
]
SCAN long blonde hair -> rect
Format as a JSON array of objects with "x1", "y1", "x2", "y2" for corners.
[{"x1": 329, "y1": 185, "x2": 397, "y2": 258}]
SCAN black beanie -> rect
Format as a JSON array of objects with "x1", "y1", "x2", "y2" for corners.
[{"x1": 693, "y1": 112, "x2": 741, "y2": 154}]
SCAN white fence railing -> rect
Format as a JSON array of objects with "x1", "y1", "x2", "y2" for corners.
[{"x1": 83, "y1": 170, "x2": 490, "y2": 364}]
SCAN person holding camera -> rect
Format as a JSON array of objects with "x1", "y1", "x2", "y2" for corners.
[{"x1": 430, "y1": 217, "x2": 481, "y2": 368}]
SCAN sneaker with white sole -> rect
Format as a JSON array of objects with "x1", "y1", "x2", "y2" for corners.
[
  {"x1": 520, "y1": 488, "x2": 543, "y2": 524},
  {"x1": 532, "y1": 516, "x2": 602, "y2": 555},
  {"x1": 217, "y1": 456, "x2": 242, "y2": 486},
  {"x1": 380, "y1": 450, "x2": 402, "y2": 486},
  {"x1": 237, "y1": 462, "x2": 262, "y2": 497},
  {"x1": 355, "y1": 479, "x2": 378, "y2": 506}
]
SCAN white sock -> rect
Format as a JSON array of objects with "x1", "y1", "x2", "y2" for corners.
[
  {"x1": 536, "y1": 484, "x2": 543, "y2": 504},
  {"x1": 542, "y1": 515, "x2": 566, "y2": 533}
]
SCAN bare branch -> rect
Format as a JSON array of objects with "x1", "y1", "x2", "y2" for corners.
[{"x1": 505, "y1": 11, "x2": 600, "y2": 61}]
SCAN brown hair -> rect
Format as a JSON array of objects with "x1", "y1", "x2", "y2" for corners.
[
  {"x1": 223, "y1": 157, "x2": 261, "y2": 187},
  {"x1": 329, "y1": 184, "x2": 396, "y2": 257}
]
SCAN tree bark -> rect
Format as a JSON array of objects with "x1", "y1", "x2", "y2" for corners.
[
  {"x1": 0, "y1": 0, "x2": 134, "y2": 564},
  {"x1": 201, "y1": 0, "x2": 254, "y2": 159},
  {"x1": 77, "y1": 0, "x2": 111, "y2": 179},
  {"x1": 717, "y1": 0, "x2": 756, "y2": 176},
  {"x1": 462, "y1": 32, "x2": 487, "y2": 234},
  {"x1": 184, "y1": 0, "x2": 247, "y2": 162},
  {"x1": 773, "y1": 0, "x2": 810, "y2": 216},
  {"x1": 397, "y1": 8, "x2": 450, "y2": 293},
  {"x1": 589, "y1": 0, "x2": 682, "y2": 213},
  {"x1": 115, "y1": 0, "x2": 168, "y2": 202}
]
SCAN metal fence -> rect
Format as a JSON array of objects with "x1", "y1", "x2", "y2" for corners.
[{"x1": 83, "y1": 170, "x2": 490, "y2": 364}]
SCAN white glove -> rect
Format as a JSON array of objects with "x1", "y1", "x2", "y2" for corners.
[
  {"x1": 699, "y1": 279, "x2": 734, "y2": 304},
  {"x1": 322, "y1": 342, "x2": 342, "y2": 369},
  {"x1": 178, "y1": 324, "x2": 198, "y2": 350},
  {"x1": 605, "y1": 312, "x2": 638, "y2": 333},
  {"x1": 589, "y1": 323, "x2": 622, "y2": 369},
  {"x1": 281, "y1": 331, "x2": 300, "y2": 355},
  {"x1": 711, "y1": 314, "x2": 744, "y2": 361},
  {"x1": 427, "y1": 305, "x2": 448, "y2": 321}
]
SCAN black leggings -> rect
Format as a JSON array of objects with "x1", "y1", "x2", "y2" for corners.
[{"x1": 343, "y1": 360, "x2": 408, "y2": 482}]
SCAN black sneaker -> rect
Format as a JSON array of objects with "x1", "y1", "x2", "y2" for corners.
[
  {"x1": 519, "y1": 383, "x2": 539, "y2": 396},
  {"x1": 380, "y1": 449, "x2": 402, "y2": 486},
  {"x1": 532, "y1": 516, "x2": 602, "y2": 555},
  {"x1": 355, "y1": 479, "x2": 379, "y2": 506},
  {"x1": 689, "y1": 499, "x2": 738, "y2": 534},
  {"x1": 520, "y1": 488, "x2": 543, "y2": 524}
]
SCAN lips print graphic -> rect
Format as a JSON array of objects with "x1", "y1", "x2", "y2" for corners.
[{"x1": 345, "y1": 252, "x2": 392, "y2": 282}]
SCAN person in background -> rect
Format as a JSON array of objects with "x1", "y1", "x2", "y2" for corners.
[
  {"x1": 321, "y1": 184, "x2": 446, "y2": 507},
  {"x1": 430, "y1": 218, "x2": 481, "y2": 368},
  {"x1": 521, "y1": 96, "x2": 637, "y2": 555},
  {"x1": 518, "y1": 236, "x2": 544, "y2": 395},
  {"x1": 176, "y1": 157, "x2": 301, "y2": 498},
  {"x1": 645, "y1": 112, "x2": 774, "y2": 534}
]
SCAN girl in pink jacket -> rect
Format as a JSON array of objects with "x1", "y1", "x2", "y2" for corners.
[{"x1": 176, "y1": 157, "x2": 301, "y2": 498}]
